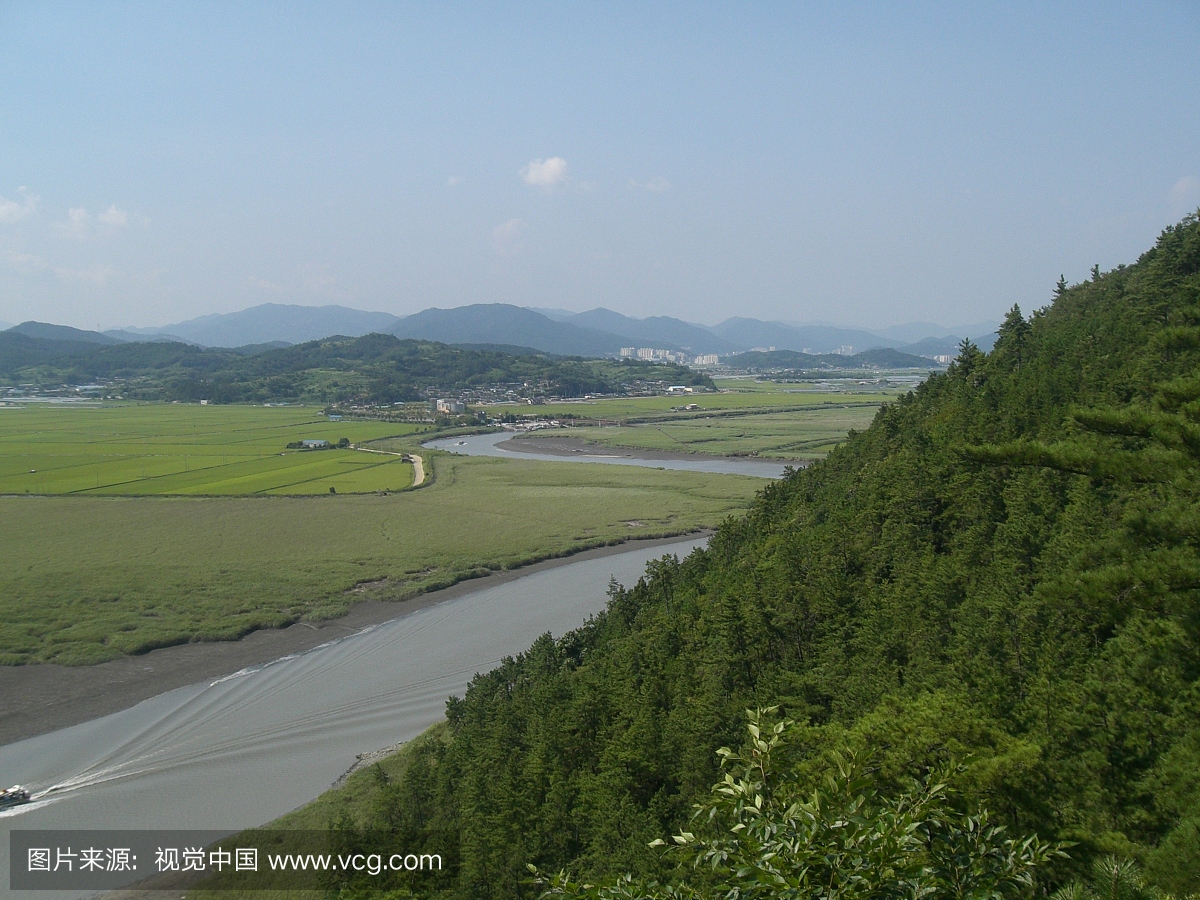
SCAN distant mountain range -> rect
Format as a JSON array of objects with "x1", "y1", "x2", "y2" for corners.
[
  {"x1": 116, "y1": 303, "x2": 400, "y2": 347},
  {"x1": 866, "y1": 320, "x2": 1002, "y2": 344},
  {"x1": 391, "y1": 304, "x2": 626, "y2": 357},
  {"x1": 8, "y1": 321, "x2": 126, "y2": 345},
  {"x1": 566, "y1": 308, "x2": 740, "y2": 354},
  {"x1": 5, "y1": 302, "x2": 999, "y2": 360},
  {"x1": 5, "y1": 321, "x2": 196, "y2": 347}
]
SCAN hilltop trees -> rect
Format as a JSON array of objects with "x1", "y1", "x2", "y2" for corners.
[
  {"x1": 336, "y1": 216, "x2": 1200, "y2": 897},
  {"x1": 535, "y1": 709, "x2": 1068, "y2": 900}
]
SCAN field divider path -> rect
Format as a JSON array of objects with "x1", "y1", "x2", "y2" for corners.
[{"x1": 353, "y1": 445, "x2": 424, "y2": 487}]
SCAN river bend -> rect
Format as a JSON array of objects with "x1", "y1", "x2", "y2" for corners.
[
  {"x1": 0, "y1": 537, "x2": 706, "y2": 896},
  {"x1": 425, "y1": 431, "x2": 790, "y2": 478}
]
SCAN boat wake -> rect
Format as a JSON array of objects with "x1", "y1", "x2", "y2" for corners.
[
  {"x1": 0, "y1": 796, "x2": 60, "y2": 818},
  {"x1": 0, "y1": 537, "x2": 707, "y2": 836}
]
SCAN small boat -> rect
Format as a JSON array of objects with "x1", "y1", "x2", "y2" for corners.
[{"x1": 0, "y1": 786, "x2": 31, "y2": 809}]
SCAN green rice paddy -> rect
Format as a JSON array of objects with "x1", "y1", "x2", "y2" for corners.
[
  {"x1": 0, "y1": 404, "x2": 420, "y2": 495},
  {"x1": 0, "y1": 389, "x2": 903, "y2": 665},
  {"x1": 0, "y1": 410, "x2": 761, "y2": 664}
]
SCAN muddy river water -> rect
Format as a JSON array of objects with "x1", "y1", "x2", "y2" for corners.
[
  {"x1": 426, "y1": 430, "x2": 791, "y2": 477},
  {"x1": 0, "y1": 537, "x2": 706, "y2": 896}
]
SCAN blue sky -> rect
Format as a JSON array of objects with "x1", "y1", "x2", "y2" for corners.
[{"x1": 1, "y1": 2, "x2": 1198, "y2": 331}]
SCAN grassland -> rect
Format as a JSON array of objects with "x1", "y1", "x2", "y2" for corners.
[
  {"x1": 511, "y1": 383, "x2": 899, "y2": 422},
  {"x1": 511, "y1": 377, "x2": 911, "y2": 459},
  {"x1": 536, "y1": 406, "x2": 882, "y2": 460},
  {"x1": 0, "y1": 404, "x2": 420, "y2": 495},
  {"x1": 0, "y1": 387, "x2": 904, "y2": 666},
  {"x1": 0, "y1": 449, "x2": 759, "y2": 665},
  {"x1": 710, "y1": 375, "x2": 921, "y2": 393}
]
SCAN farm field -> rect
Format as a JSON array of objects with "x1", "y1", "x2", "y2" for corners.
[
  {"x1": 711, "y1": 376, "x2": 924, "y2": 392},
  {"x1": 0, "y1": 390, "x2": 900, "y2": 665},
  {"x1": 0, "y1": 404, "x2": 421, "y2": 495},
  {"x1": 527, "y1": 405, "x2": 884, "y2": 460},
  {"x1": 510, "y1": 377, "x2": 914, "y2": 459},
  {"x1": 0, "y1": 451, "x2": 760, "y2": 665},
  {"x1": 488, "y1": 376, "x2": 911, "y2": 424}
]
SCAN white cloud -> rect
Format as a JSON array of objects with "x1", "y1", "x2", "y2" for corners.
[
  {"x1": 53, "y1": 207, "x2": 93, "y2": 238},
  {"x1": 53, "y1": 204, "x2": 139, "y2": 237},
  {"x1": 628, "y1": 177, "x2": 671, "y2": 192},
  {"x1": 521, "y1": 157, "x2": 568, "y2": 188},
  {"x1": 492, "y1": 218, "x2": 527, "y2": 255},
  {"x1": 96, "y1": 205, "x2": 129, "y2": 227},
  {"x1": 3, "y1": 246, "x2": 118, "y2": 286},
  {"x1": 447, "y1": 175, "x2": 462, "y2": 187},
  {"x1": 2, "y1": 248, "x2": 49, "y2": 271},
  {"x1": 0, "y1": 188, "x2": 39, "y2": 223},
  {"x1": 1169, "y1": 176, "x2": 1200, "y2": 216}
]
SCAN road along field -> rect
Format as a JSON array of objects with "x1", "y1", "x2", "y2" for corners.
[
  {"x1": 0, "y1": 404, "x2": 420, "y2": 495},
  {"x1": 0, "y1": 450, "x2": 760, "y2": 665}
]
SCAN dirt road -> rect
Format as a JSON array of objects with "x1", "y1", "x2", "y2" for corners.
[{"x1": 353, "y1": 446, "x2": 425, "y2": 487}]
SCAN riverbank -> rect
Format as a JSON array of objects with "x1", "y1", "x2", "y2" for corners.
[
  {"x1": 0, "y1": 532, "x2": 707, "y2": 747},
  {"x1": 2, "y1": 457, "x2": 755, "y2": 667},
  {"x1": 427, "y1": 431, "x2": 794, "y2": 478},
  {"x1": 500, "y1": 432, "x2": 809, "y2": 465}
]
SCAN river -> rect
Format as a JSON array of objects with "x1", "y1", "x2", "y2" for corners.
[
  {"x1": 425, "y1": 431, "x2": 791, "y2": 478},
  {"x1": 0, "y1": 536, "x2": 706, "y2": 897}
]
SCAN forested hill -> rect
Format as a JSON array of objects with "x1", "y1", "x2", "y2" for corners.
[
  {"x1": 0, "y1": 332, "x2": 710, "y2": 402},
  {"x1": 360, "y1": 217, "x2": 1200, "y2": 896}
]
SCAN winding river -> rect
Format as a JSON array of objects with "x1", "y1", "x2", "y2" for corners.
[
  {"x1": 425, "y1": 431, "x2": 792, "y2": 478},
  {"x1": 0, "y1": 537, "x2": 706, "y2": 896}
]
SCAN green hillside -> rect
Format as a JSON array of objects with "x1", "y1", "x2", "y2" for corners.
[
  {"x1": 0, "y1": 333, "x2": 709, "y2": 403},
  {"x1": 332, "y1": 216, "x2": 1200, "y2": 896}
]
